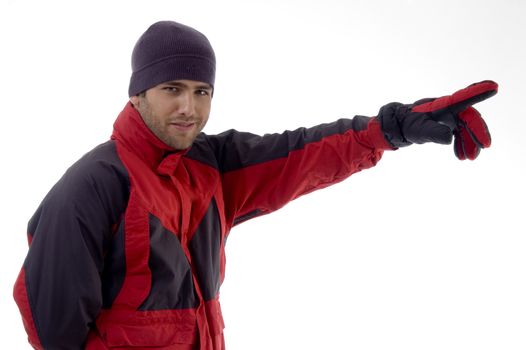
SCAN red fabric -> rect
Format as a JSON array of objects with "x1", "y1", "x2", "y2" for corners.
[
  {"x1": 412, "y1": 80, "x2": 498, "y2": 113},
  {"x1": 87, "y1": 301, "x2": 223, "y2": 349},
  {"x1": 13, "y1": 268, "x2": 44, "y2": 350},
  {"x1": 458, "y1": 107, "x2": 491, "y2": 148},
  {"x1": 454, "y1": 107, "x2": 491, "y2": 160},
  {"x1": 222, "y1": 118, "x2": 388, "y2": 223},
  {"x1": 91, "y1": 308, "x2": 198, "y2": 347},
  {"x1": 112, "y1": 191, "x2": 151, "y2": 310}
]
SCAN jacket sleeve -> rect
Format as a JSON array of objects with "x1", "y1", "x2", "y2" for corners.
[
  {"x1": 207, "y1": 116, "x2": 393, "y2": 228},
  {"x1": 13, "y1": 143, "x2": 129, "y2": 349}
]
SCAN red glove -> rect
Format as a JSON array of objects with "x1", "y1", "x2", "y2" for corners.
[{"x1": 378, "y1": 80, "x2": 498, "y2": 160}]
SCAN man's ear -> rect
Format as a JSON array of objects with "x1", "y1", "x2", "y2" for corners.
[{"x1": 130, "y1": 95, "x2": 140, "y2": 108}]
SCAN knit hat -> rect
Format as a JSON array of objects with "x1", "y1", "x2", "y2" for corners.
[{"x1": 128, "y1": 21, "x2": 216, "y2": 97}]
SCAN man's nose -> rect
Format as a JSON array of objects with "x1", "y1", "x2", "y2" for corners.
[{"x1": 177, "y1": 92, "x2": 195, "y2": 116}]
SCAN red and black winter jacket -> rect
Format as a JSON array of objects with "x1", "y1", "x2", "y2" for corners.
[{"x1": 14, "y1": 102, "x2": 392, "y2": 349}]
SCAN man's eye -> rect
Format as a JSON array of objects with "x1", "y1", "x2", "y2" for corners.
[{"x1": 163, "y1": 87, "x2": 179, "y2": 93}]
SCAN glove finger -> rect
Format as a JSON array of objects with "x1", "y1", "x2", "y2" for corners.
[
  {"x1": 453, "y1": 131, "x2": 467, "y2": 160},
  {"x1": 412, "y1": 80, "x2": 498, "y2": 114},
  {"x1": 455, "y1": 125, "x2": 482, "y2": 160},
  {"x1": 404, "y1": 114, "x2": 453, "y2": 144},
  {"x1": 412, "y1": 98, "x2": 436, "y2": 107},
  {"x1": 458, "y1": 107, "x2": 491, "y2": 148}
]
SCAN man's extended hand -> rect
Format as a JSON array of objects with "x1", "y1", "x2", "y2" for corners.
[{"x1": 377, "y1": 80, "x2": 498, "y2": 160}]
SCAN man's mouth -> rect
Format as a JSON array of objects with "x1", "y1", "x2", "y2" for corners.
[{"x1": 170, "y1": 122, "x2": 196, "y2": 132}]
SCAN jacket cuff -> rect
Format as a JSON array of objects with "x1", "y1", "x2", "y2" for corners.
[{"x1": 367, "y1": 117, "x2": 397, "y2": 150}]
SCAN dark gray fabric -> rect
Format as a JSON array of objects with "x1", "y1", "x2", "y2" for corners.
[{"x1": 129, "y1": 21, "x2": 216, "y2": 96}]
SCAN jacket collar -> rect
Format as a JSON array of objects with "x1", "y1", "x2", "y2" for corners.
[{"x1": 111, "y1": 102, "x2": 186, "y2": 174}]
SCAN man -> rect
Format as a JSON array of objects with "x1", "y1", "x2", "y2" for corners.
[{"x1": 13, "y1": 20, "x2": 497, "y2": 350}]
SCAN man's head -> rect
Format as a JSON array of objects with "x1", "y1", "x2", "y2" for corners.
[
  {"x1": 128, "y1": 21, "x2": 216, "y2": 150},
  {"x1": 130, "y1": 79, "x2": 212, "y2": 150}
]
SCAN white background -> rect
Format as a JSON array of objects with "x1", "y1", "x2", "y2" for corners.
[{"x1": 1, "y1": 0, "x2": 525, "y2": 349}]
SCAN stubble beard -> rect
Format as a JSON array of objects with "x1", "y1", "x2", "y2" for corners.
[{"x1": 137, "y1": 99, "x2": 199, "y2": 150}]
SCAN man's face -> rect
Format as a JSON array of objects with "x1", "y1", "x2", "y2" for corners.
[{"x1": 131, "y1": 79, "x2": 212, "y2": 150}]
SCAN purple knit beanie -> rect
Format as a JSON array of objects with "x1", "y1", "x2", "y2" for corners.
[{"x1": 128, "y1": 21, "x2": 216, "y2": 97}]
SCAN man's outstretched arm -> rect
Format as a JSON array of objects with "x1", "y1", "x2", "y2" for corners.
[{"x1": 208, "y1": 80, "x2": 498, "y2": 228}]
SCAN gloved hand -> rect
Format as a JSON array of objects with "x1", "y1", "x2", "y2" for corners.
[{"x1": 377, "y1": 80, "x2": 498, "y2": 160}]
